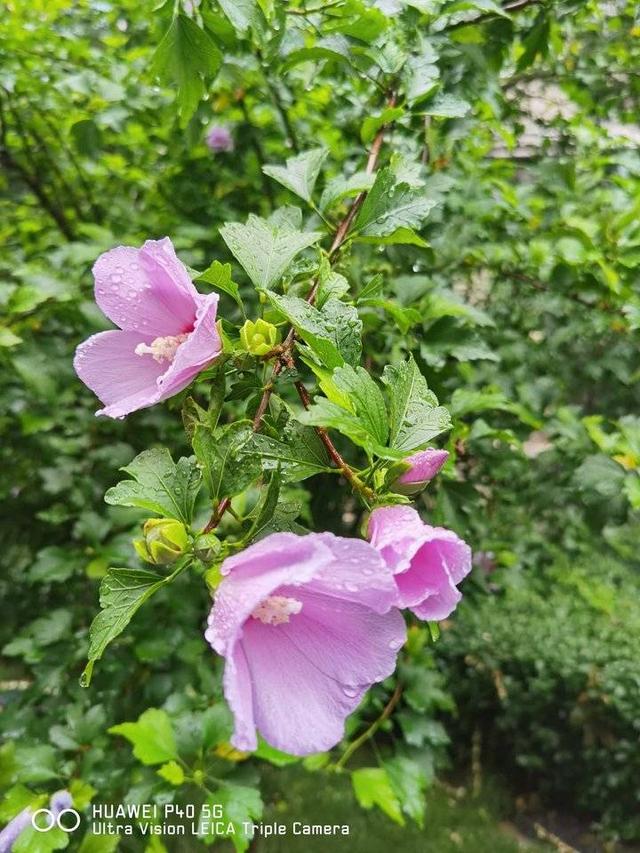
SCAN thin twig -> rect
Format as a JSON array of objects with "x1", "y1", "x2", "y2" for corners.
[
  {"x1": 202, "y1": 497, "x2": 231, "y2": 534},
  {"x1": 290, "y1": 359, "x2": 376, "y2": 502},
  {"x1": 507, "y1": 270, "x2": 611, "y2": 311},
  {"x1": 441, "y1": 0, "x2": 539, "y2": 32},
  {"x1": 336, "y1": 682, "x2": 403, "y2": 769},
  {"x1": 263, "y1": 74, "x2": 300, "y2": 153}
]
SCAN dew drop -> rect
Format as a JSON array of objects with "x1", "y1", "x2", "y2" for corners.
[{"x1": 342, "y1": 685, "x2": 359, "y2": 698}]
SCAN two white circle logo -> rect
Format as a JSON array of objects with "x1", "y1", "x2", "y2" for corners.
[{"x1": 31, "y1": 808, "x2": 81, "y2": 833}]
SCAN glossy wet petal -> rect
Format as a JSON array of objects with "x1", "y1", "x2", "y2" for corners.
[
  {"x1": 73, "y1": 330, "x2": 165, "y2": 418},
  {"x1": 93, "y1": 238, "x2": 197, "y2": 336}
]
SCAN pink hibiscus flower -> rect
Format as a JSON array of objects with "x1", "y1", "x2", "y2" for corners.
[
  {"x1": 74, "y1": 237, "x2": 221, "y2": 418},
  {"x1": 368, "y1": 505, "x2": 471, "y2": 621},
  {"x1": 394, "y1": 448, "x2": 449, "y2": 494},
  {"x1": 205, "y1": 532, "x2": 406, "y2": 756}
]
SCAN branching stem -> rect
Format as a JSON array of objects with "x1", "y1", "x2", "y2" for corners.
[
  {"x1": 202, "y1": 92, "x2": 397, "y2": 532},
  {"x1": 335, "y1": 682, "x2": 403, "y2": 770}
]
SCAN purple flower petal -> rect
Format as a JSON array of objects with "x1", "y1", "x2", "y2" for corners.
[
  {"x1": 206, "y1": 532, "x2": 404, "y2": 755},
  {"x1": 73, "y1": 330, "x2": 165, "y2": 418},
  {"x1": 205, "y1": 533, "x2": 334, "y2": 657},
  {"x1": 156, "y1": 293, "x2": 221, "y2": 398},
  {"x1": 76, "y1": 237, "x2": 223, "y2": 418},
  {"x1": 206, "y1": 126, "x2": 234, "y2": 152},
  {"x1": 237, "y1": 617, "x2": 366, "y2": 754},
  {"x1": 368, "y1": 505, "x2": 472, "y2": 621},
  {"x1": 410, "y1": 580, "x2": 462, "y2": 621},
  {"x1": 306, "y1": 533, "x2": 399, "y2": 614},
  {"x1": 93, "y1": 239, "x2": 197, "y2": 337},
  {"x1": 0, "y1": 807, "x2": 33, "y2": 852},
  {"x1": 223, "y1": 644, "x2": 257, "y2": 751},
  {"x1": 277, "y1": 587, "x2": 405, "y2": 688},
  {"x1": 396, "y1": 448, "x2": 449, "y2": 486}
]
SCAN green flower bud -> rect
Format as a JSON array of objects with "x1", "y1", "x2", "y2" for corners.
[
  {"x1": 133, "y1": 518, "x2": 189, "y2": 565},
  {"x1": 194, "y1": 532, "x2": 222, "y2": 564},
  {"x1": 239, "y1": 318, "x2": 279, "y2": 356}
]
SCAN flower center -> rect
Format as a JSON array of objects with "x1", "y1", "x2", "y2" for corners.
[
  {"x1": 251, "y1": 595, "x2": 302, "y2": 626},
  {"x1": 135, "y1": 333, "x2": 189, "y2": 363}
]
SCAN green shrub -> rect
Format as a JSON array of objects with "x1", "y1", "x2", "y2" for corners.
[{"x1": 440, "y1": 559, "x2": 640, "y2": 840}]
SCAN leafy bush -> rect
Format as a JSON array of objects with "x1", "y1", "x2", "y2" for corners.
[{"x1": 441, "y1": 560, "x2": 640, "y2": 840}]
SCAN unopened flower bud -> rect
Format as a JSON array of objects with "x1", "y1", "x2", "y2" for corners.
[
  {"x1": 392, "y1": 449, "x2": 449, "y2": 495},
  {"x1": 206, "y1": 125, "x2": 234, "y2": 152},
  {"x1": 239, "y1": 318, "x2": 279, "y2": 356},
  {"x1": 194, "y1": 532, "x2": 222, "y2": 564},
  {"x1": 134, "y1": 518, "x2": 189, "y2": 565}
]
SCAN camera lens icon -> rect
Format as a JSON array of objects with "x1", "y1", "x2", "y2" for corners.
[{"x1": 32, "y1": 808, "x2": 81, "y2": 833}]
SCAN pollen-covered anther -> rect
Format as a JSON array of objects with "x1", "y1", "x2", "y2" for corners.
[
  {"x1": 135, "y1": 333, "x2": 189, "y2": 363},
  {"x1": 251, "y1": 595, "x2": 303, "y2": 626}
]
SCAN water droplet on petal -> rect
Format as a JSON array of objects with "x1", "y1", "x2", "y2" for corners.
[{"x1": 342, "y1": 685, "x2": 359, "y2": 698}]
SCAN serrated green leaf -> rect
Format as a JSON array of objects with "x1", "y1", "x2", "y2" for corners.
[
  {"x1": 263, "y1": 148, "x2": 328, "y2": 203},
  {"x1": 109, "y1": 708, "x2": 178, "y2": 765},
  {"x1": 244, "y1": 469, "x2": 281, "y2": 542},
  {"x1": 157, "y1": 760, "x2": 185, "y2": 785},
  {"x1": 421, "y1": 93, "x2": 471, "y2": 118},
  {"x1": 362, "y1": 298, "x2": 422, "y2": 334},
  {"x1": 220, "y1": 215, "x2": 322, "y2": 290},
  {"x1": 195, "y1": 260, "x2": 243, "y2": 312},
  {"x1": 250, "y1": 422, "x2": 331, "y2": 481},
  {"x1": 357, "y1": 227, "x2": 430, "y2": 247},
  {"x1": 218, "y1": 0, "x2": 267, "y2": 37},
  {"x1": 404, "y1": 54, "x2": 440, "y2": 105},
  {"x1": 268, "y1": 293, "x2": 362, "y2": 368},
  {"x1": 358, "y1": 273, "x2": 384, "y2": 302},
  {"x1": 82, "y1": 567, "x2": 176, "y2": 685},
  {"x1": 333, "y1": 364, "x2": 389, "y2": 446},
  {"x1": 281, "y1": 35, "x2": 352, "y2": 72},
  {"x1": 320, "y1": 170, "x2": 375, "y2": 211},
  {"x1": 193, "y1": 422, "x2": 261, "y2": 501},
  {"x1": 382, "y1": 356, "x2": 452, "y2": 451},
  {"x1": 352, "y1": 767, "x2": 404, "y2": 825},
  {"x1": 104, "y1": 448, "x2": 201, "y2": 524},
  {"x1": 299, "y1": 365, "x2": 391, "y2": 458},
  {"x1": 151, "y1": 14, "x2": 222, "y2": 126},
  {"x1": 354, "y1": 168, "x2": 437, "y2": 238},
  {"x1": 199, "y1": 785, "x2": 263, "y2": 852},
  {"x1": 384, "y1": 756, "x2": 429, "y2": 827}
]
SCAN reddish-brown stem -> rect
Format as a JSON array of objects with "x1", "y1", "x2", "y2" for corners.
[
  {"x1": 336, "y1": 682, "x2": 404, "y2": 769},
  {"x1": 203, "y1": 93, "x2": 396, "y2": 532},
  {"x1": 294, "y1": 378, "x2": 375, "y2": 501},
  {"x1": 202, "y1": 497, "x2": 231, "y2": 534}
]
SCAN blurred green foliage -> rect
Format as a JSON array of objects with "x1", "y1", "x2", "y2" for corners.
[{"x1": 0, "y1": 0, "x2": 638, "y2": 850}]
